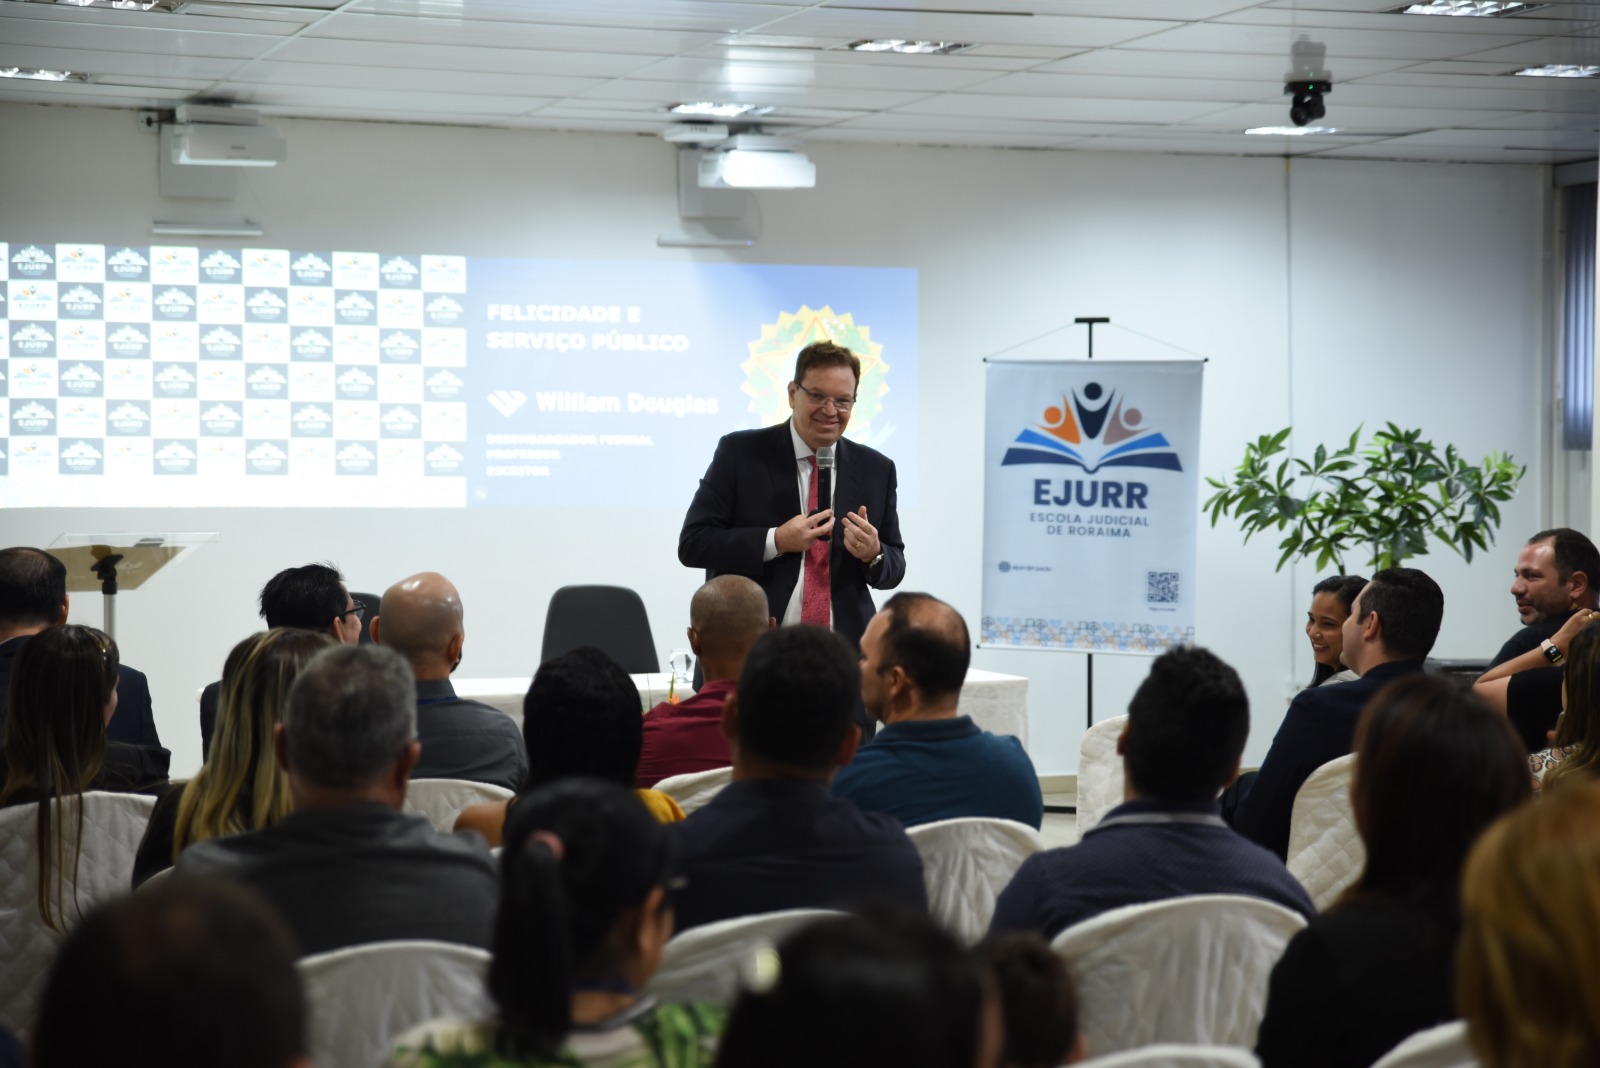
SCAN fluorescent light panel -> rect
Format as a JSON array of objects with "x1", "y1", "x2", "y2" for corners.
[
  {"x1": 669, "y1": 102, "x2": 773, "y2": 119},
  {"x1": 1393, "y1": 1, "x2": 1541, "y2": 14},
  {"x1": 845, "y1": 40, "x2": 975, "y2": 55},
  {"x1": 0, "y1": 67, "x2": 89, "y2": 82},
  {"x1": 1513, "y1": 64, "x2": 1600, "y2": 78},
  {"x1": 1245, "y1": 126, "x2": 1342, "y2": 136}
]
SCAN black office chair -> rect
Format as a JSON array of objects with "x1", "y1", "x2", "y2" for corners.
[
  {"x1": 540, "y1": 585, "x2": 658, "y2": 673},
  {"x1": 350, "y1": 591, "x2": 382, "y2": 646}
]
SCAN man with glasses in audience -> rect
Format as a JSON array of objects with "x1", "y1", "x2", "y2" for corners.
[
  {"x1": 680, "y1": 341, "x2": 906, "y2": 734},
  {"x1": 200, "y1": 562, "x2": 366, "y2": 756}
]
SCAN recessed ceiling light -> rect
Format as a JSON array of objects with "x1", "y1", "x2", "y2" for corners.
[
  {"x1": 845, "y1": 40, "x2": 975, "y2": 55},
  {"x1": 1245, "y1": 126, "x2": 1342, "y2": 136},
  {"x1": 50, "y1": 0, "x2": 173, "y2": 8},
  {"x1": 1391, "y1": 1, "x2": 1543, "y2": 14},
  {"x1": 1513, "y1": 64, "x2": 1600, "y2": 78},
  {"x1": 669, "y1": 102, "x2": 774, "y2": 119},
  {"x1": 0, "y1": 67, "x2": 89, "y2": 82}
]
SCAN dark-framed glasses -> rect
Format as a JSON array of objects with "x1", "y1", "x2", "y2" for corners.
[
  {"x1": 794, "y1": 382, "x2": 856, "y2": 412},
  {"x1": 339, "y1": 598, "x2": 367, "y2": 621}
]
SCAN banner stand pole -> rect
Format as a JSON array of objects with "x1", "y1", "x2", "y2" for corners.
[{"x1": 1074, "y1": 317, "x2": 1108, "y2": 731}]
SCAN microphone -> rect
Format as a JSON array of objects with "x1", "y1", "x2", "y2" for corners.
[{"x1": 812, "y1": 445, "x2": 834, "y2": 541}]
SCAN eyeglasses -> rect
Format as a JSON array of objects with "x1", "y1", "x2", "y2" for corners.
[
  {"x1": 794, "y1": 382, "x2": 856, "y2": 412},
  {"x1": 339, "y1": 598, "x2": 367, "y2": 621}
]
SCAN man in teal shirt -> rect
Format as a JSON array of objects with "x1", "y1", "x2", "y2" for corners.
[{"x1": 834, "y1": 593, "x2": 1042, "y2": 829}]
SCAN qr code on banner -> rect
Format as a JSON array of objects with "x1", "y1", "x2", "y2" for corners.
[{"x1": 1147, "y1": 571, "x2": 1181, "y2": 605}]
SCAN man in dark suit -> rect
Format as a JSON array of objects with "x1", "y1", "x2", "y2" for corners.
[
  {"x1": 679, "y1": 340, "x2": 906, "y2": 653},
  {"x1": 1232, "y1": 567, "x2": 1444, "y2": 859},
  {"x1": 0, "y1": 546, "x2": 169, "y2": 782}
]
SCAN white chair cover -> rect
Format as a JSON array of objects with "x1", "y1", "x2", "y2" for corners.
[
  {"x1": 651, "y1": 766, "x2": 732, "y2": 815},
  {"x1": 0, "y1": 791, "x2": 157, "y2": 1033},
  {"x1": 1370, "y1": 1021, "x2": 1479, "y2": 1068},
  {"x1": 403, "y1": 779, "x2": 513, "y2": 834},
  {"x1": 907, "y1": 817, "x2": 1045, "y2": 944},
  {"x1": 299, "y1": 939, "x2": 491, "y2": 1068},
  {"x1": 1285, "y1": 753, "x2": 1363, "y2": 912},
  {"x1": 643, "y1": 908, "x2": 840, "y2": 1006},
  {"x1": 1079, "y1": 1045, "x2": 1262, "y2": 1067},
  {"x1": 1077, "y1": 715, "x2": 1127, "y2": 835},
  {"x1": 1052, "y1": 894, "x2": 1308, "y2": 1056}
]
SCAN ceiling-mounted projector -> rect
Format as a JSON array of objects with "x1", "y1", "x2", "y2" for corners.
[
  {"x1": 698, "y1": 134, "x2": 815, "y2": 190},
  {"x1": 168, "y1": 105, "x2": 286, "y2": 166}
]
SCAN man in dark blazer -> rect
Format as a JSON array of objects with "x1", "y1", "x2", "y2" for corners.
[
  {"x1": 1232, "y1": 567, "x2": 1444, "y2": 859},
  {"x1": 0, "y1": 546, "x2": 169, "y2": 783},
  {"x1": 679, "y1": 340, "x2": 906, "y2": 654}
]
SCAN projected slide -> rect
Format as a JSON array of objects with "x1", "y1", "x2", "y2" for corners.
[{"x1": 0, "y1": 242, "x2": 918, "y2": 508}]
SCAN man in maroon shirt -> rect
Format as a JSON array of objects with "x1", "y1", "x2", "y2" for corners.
[{"x1": 636, "y1": 575, "x2": 772, "y2": 787}]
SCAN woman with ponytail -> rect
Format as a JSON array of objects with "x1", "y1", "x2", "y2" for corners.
[{"x1": 393, "y1": 777, "x2": 723, "y2": 1067}]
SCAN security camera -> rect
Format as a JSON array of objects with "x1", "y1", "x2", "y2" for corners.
[
  {"x1": 1285, "y1": 80, "x2": 1330, "y2": 126},
  {"x1": 1284, "y1": 36, "x2": 1332, "y2": 128}
]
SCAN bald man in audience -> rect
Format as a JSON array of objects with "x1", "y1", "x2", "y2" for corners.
[
  {"x1": 833, "y1": 592, "x2": 1042, "y2": 828},
  {"x1": 371, "y1": 571, "x2": 527, "y2": 791},
  {"x1": 636, "y1": 575, "x2": 773, "y2": 788}
]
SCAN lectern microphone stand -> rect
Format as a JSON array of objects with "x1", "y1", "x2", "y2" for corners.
[{"x1": 47, "y1": 533, "x2": 217, "y2": 643}]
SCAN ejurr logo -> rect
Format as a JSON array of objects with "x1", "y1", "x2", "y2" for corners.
[{"x1": 488, "y1": 390, "x2": 527, "y2": 417}]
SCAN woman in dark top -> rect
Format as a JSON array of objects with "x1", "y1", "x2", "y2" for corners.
[
  {"x1": 132, "y1": 628, "x2": 331, "y2": 887},
  {"x1": 1305, "y1": 574, "x2": 1367, "y2": 687},
  {"x1": 0, "y1": 624, "x2": 133, "y2": 930},
  {"x1": 1255, "y1": 675, "x2": 1531, "y2": 1068}
]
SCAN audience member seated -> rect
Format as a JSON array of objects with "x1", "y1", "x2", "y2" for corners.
[
  {"x1": 1234, "y1": 567, "x2": 1444, "y2": 858},
  {"x1": 1304, "y1": 574, "x2": 1367, "y2": 687},
  {"x1": 1458, "y1": 779, "x2": 1600, "y2": 1067},
  {"x1": 0, "y1": 546, "x2": 169, "y2": 781},
  {"x1": 716, "y1": 909, "x2": 997, "y2": 1068},
  {"x1": 667, "y1": 625, "x2": 926, "y2": 933},
  {"x1": 372, "y1": 571, "x2": 527, "y2": 791},
  {"x1": 973, "y1": 932, "x2": 1084, "y2": 1068},
  {"x1": 833, "y1": 592, "x2": 1042, "y2": 829},
  {"x1": 200, "y1": 561, "x2": 366, "y2": 757},
  {"x1": 1531, "y1": 618, "x2": 1600, "y2": 788},
  {"x1": 133, "y1": 628, "x2": 333, "y2": 887},
  {"x1": 636, "y1": 575, "x2": 771, "y2": 789},
  {"x1": 1, "y1": 626, "x2": 165, "y2": 930},
  {"x1": 1473, "y1": 528, "x2": 1600, "y2": 750},
  {"x1": 31, "y1": 876, "x2": 310, "y2": 1068},
  {"x1": 393, "y1": 778, "x2": 724, "y2": 1068},
  {"x1": 1255, "y1": 675, "x2": 1530, "y2": 1068},
  {"x1": 991, "y1": 646, "x2": 1312, "y2": 940},
  {"x1": 454, "y1": 648, "x2": 684, "y2": 846},
  {"x1": 177, "y1": 644, "x2": 497, "y2": 954}
]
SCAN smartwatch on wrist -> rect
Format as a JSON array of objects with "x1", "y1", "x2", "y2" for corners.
[{"x1": 1542, "y1": 638, "x2": 1565, "y2": 665}]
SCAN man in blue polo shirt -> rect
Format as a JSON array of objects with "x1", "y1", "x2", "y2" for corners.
[
  {"x1": 990, "y1": 646, "x2": 1313, "y2": 940},
  {"x1": 833, "y1": 592, "x2": 1042, "y2": 829}
]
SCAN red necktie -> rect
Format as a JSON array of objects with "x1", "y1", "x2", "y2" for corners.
[{"x1": 802, "y1": 454, "x2": 831, "y2": 626}]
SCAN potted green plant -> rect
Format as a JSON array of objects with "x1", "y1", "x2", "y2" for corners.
[{"x1": 1203, "y1": 423, "x2": 1525, "y2": 572}]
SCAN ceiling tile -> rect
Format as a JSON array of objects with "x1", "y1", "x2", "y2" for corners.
[
  {"x1": 270, "y1": 37, "x2": 653, "y2": 77},
  {"x1": 618, "y1": 54, "x2": 1006, "y2": 93},
  {"x1": 894, "y1": 93, "x2": 1245, "y2": 123},
  {"x1": 1035, "y1": 48, "x2": 1412, "y2": 81},
  {"x1": 350, "y1": 0, "x2": 803, "y2": 33},
  {"x1": 305, "y1": 12, "x2": 723, "y2": 54},
  {"x1": 226, "y1": 59, "x2": 605, "y2": 97},
  {"x1": 1127, "y1": 21, "x2": 1539, "y2": 60},
  {"x1": 753, "y1": 10, "x2": 1182, "y2": 49}
]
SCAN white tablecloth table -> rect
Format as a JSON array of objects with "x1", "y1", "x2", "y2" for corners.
[{"x1": 453, "y1": 667, "x2": 1030, "y2": 750}]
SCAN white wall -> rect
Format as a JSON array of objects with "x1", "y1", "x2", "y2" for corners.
[{"x1": 0, "y1": 103, "x2": 1551, "y2": 779}]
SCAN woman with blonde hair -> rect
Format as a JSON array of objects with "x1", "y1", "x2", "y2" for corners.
[
  {"x1": 1458, "y1": 779, "x2": 1600, "y2": 1067},
  {"x1": 132, "y1": 628, "x2": 332, "y2": 886}
]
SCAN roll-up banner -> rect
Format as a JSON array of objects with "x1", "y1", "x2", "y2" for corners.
[{"x1": 981, "y1": 359, "x2": 1204, "y2": 654}]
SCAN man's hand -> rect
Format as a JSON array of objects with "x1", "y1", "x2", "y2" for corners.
[
  {"x1": 776, "y1": 509, "x2": 834, "y2": 554},
  {"x1": 842, "y1": 507, "x2": 881, "y2": 564}
]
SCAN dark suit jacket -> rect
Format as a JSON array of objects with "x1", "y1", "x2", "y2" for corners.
[
  {"x1": 0, "y1": 634, "x2": 170, "y2": 783},
  {"x1": 1233, "y1": 660, "x2": 1425, "y2": 859},
  {"x1": 413, "y1": 679, "x2": 528, "y2": 791},
  {"x1": 678, "y1": 421, "x2": 906, "y2": 648}
]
